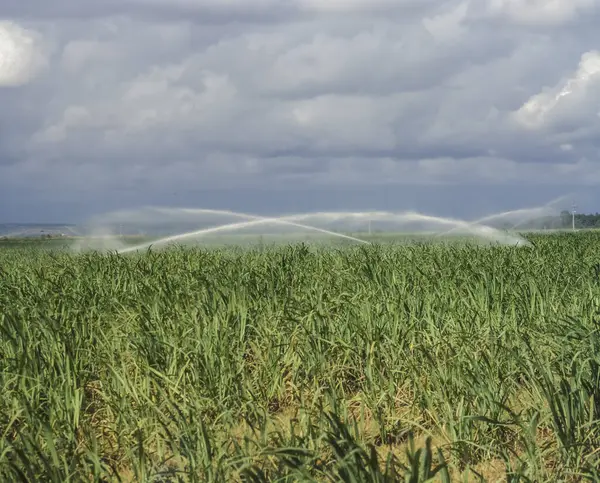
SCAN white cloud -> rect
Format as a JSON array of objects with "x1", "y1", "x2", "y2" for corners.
[
  {"x1": 0, "y1": 21, "x2": 45, "y2": 86},
  {"x1": 512, "y1": 50, "x2": 600, "y2": 129}
]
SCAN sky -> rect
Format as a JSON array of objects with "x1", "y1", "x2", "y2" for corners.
[{"x1": 1, "y1": 0, "x2": 600, "y2": 223}]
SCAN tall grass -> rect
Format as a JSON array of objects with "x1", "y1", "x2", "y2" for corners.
[{"x1": 1, "y1": 232, "x2": 600, "y2": 481}]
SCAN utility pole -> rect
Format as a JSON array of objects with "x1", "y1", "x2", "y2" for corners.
[{"x1": 572, "y1": 202, "x2": 577, "y2": 231}]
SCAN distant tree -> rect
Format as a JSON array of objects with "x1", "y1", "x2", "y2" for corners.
[{"x1": 574, "y1": 212, "x2": 600, "y2": 229}]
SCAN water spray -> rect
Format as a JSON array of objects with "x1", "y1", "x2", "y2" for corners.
[
  {"x1": 435, "y1": 195, "x2": 573, "y2": 238},
  {"x1": 115, "y1": 212, "x2": 372, "y2": 254},
  {"x1": 73, "y1": 206, "x2": 531, "y2": 254}
]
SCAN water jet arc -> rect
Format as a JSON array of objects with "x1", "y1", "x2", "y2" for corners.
[
  {"x1": 435, "y1": 195, "x2": 572, "y2": 238},
  {"x1": 79, "y1": 206, "x2": 530, "y2": 254},
  {"x1": 115, "y1": 210, "x2": 371, "y2": 254}
]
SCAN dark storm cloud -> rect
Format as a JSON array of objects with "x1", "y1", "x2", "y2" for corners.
[
  {"x1": 1, "y1": 0, "x2": 442, "y2": 24},
  {"x1": 1, "y1": 0, "x2": 600, "y2": 221},
  {"x1": 1, "y1": 0, "x2": 299, "y2": 24}
]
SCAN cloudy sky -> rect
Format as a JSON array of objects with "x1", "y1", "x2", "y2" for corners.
[{"x1": 1, "y1": 0, "x2": 600, "y2": 223}]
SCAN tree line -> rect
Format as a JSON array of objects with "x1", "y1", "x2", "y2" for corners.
[
  {"x1": 493, "y1": 211, "x2": 600, "y2": 230},
  {"x1": 560, "y1": 211, "x2": 600, "y2": 229}
]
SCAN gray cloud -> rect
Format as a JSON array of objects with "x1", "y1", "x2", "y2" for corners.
[
  {"x1": 1, "y1": 0, "x2": 441, "y2": 24},
  {"x1": 2, "y1": 0, "x2": 600, "y2": 221}
]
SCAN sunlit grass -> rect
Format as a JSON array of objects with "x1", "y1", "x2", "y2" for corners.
[{"x1": 1, "y1": 232, "x2": 600, "y2": 481}]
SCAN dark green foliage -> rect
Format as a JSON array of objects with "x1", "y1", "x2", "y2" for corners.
[{"x1": 1, "y1": 232, "x2": 600, "y2": 481}]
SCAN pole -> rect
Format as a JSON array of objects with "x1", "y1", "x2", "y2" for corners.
[{"x1": 572, "y1": 203, "x2": 576, "y2": 231}]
